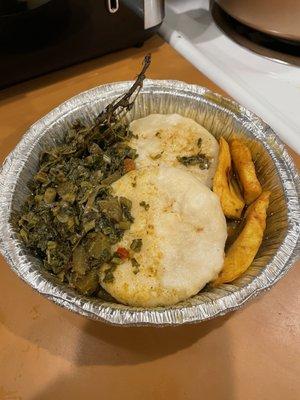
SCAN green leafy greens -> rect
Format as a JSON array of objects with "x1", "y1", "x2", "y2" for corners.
[{"x1": 14, "y1": 55, "x2": 152, "y2": 297}]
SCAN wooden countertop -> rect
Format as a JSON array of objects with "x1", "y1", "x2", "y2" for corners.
[{"x1": 0, "y1": 36, "x2": 299, "y2": 400}]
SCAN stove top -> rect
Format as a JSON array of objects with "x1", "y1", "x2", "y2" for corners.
[
  {"x1": 160, "y1": 0, "x2": 300, "y2": 153},
  {"x1": 212, "y1": 2, "x2": 300, "y2": 67}
]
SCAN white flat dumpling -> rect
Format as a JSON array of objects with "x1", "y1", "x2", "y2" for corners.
[
  {"x1": 99, "y1": 166, "x2": 227, "y2": 307},
  {"x1": 129, "y1": 113, "x2": 219, "y2": 187}
]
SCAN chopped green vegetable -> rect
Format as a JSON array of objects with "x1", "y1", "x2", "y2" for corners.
[
  {"x1": 84, "y1": 219, "x2": 96, "y2": 233},
  {"x1": 34, "y1": 171, "x2": 49, "y2": 183},
  {"x1": 130, "y1": 238, "x2": 142, "y2": 252},
  {"x1": 120, "y1": 197, "x2": 134, "y2": 222},
  {"x1": 177, "y1": 153, "x2": 210, "y2": 169},
  {"x1": 99, "y1": 197, "x2": 123, "y2": 222},
  {"x1": 57, "y1": 181, "x2": 76, "y2": 203},
  {"x1": 47, "y1": 241, "x2": 57, "y2": 250},
  {"x1": 71, "y1": 269, "x2": 99, "y2": 295},
  {"x1": 103, "y1": 264, "x2": 117, "y2": 283},
  {"x1": 19, "y1": 228, "x2": 28, "y2": 243},
  {"x1": 120, "y1": 197, "x2": 132, "y2": 210},
  {"x1": 131, "y1": 257, "x2": 140, "y2": 274},
  {"x1": 87, "y1": 232, "x2": 111, "y2": 260},
  {"x1": 111, "y1": 255, "x2": 123, "y2": 265},
  {"x1": 117, "y1": 221, "x2": 131, "y2": 230},
  {"x1": 44, "y1": 187, "x2": 56, "y2": 203},
  {"x1": 72, "y1": 245, "x2": 89, "y2": 275}
]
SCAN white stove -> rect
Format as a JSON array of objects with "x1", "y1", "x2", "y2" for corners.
[{"x1": 159, "y1": 0, "x2": 300, "y2": 153}]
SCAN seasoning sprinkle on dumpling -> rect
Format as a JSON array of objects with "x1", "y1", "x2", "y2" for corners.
[{"x1": 129, "y1": 114, "x2": 219, "y2": 187}]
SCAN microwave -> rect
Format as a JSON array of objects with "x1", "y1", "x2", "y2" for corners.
[{"x1": 0, "y1": 0, "x2": 164, "y2": 88}]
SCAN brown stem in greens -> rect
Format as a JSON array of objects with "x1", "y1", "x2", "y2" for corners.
[{"x1": 95, "y1": 54, "x2": 152, "y2": 127}]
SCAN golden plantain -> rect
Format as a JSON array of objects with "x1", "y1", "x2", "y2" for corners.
[
  {"x1": 230, "y1": 139, "x2": 262, "y2": 205},
  {"x1": 213, "y1": 191, "x2": 270, "y2": 285},
  {"x1": 213, "y1": 137, "x2": 245, "y2": 219}
]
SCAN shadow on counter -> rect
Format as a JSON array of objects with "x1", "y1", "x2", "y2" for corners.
[
  {"x1": 30, "y1": 315, "x2": 235, "y2": 400},
  {"x1": 32, "y1": 319, "x2": 235, "y2": 400},
  {"x1": 67, "y1": 313, "x2": 231, "y2": 366},
  {"x1": 1, "y1": 254, "x2": 231, "y2": 366},
  {"x1": 1, "y1": 256, "x2": 235, "y2": 399}
]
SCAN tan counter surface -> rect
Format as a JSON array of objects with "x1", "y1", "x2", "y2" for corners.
[{"x1": 0, "y1": 36, "x2": 299, "y2": 400}]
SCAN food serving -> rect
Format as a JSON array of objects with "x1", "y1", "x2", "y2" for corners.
[{"x1": 14, "y1": 55, "x2": 271, "y2": 307}]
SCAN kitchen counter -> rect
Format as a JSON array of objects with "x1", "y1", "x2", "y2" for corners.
[{"x1": 0, "y1": 36, "x2": 299, "y2": 400}]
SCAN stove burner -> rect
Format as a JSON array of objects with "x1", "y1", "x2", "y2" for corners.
[{"x1": 211, "y1": 1, "x2": 300, "y2": 66}]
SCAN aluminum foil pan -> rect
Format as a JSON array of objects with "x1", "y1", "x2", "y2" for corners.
[{"x1": 0, "y1": 80, "x2": 299, "y2": 326}]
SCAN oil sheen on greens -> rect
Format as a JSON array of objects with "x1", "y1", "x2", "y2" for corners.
[{"x1": 15, "y1": 122, "x2": 137, "y2": 298}]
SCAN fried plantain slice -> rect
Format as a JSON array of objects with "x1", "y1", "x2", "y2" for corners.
[
  {"x1": 213, "y1": 137, "x2": 245, "y2": 219},
  {"x1": 230, "y1": 139, "x2": 262, "y2": 205},
  {"x1": 213, "y1": 191, "x2": 270, "y2": 285}
]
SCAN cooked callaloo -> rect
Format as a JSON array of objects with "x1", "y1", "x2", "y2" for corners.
[
  {"x1": 17, "y1": 121, "x2": 137, "y2": 296},
  {"x1": 15, "y1": 55, "x2": 152, "y2": 297},
  {"x1": 177, "y1": 153, "x2": 210, "y2": 169},
  {"x1": 15, "y1": 55, "x2": 270, "y2": 306}
]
